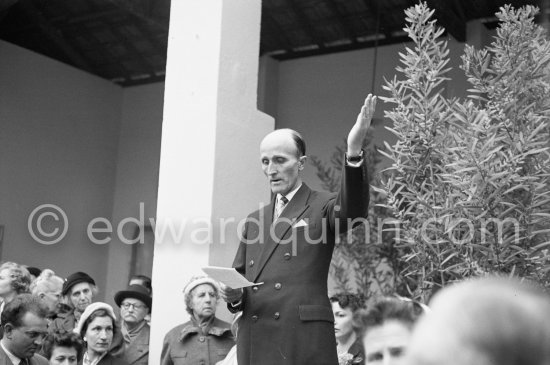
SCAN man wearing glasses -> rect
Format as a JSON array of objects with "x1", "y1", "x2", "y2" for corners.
[
  {"x1": 0, "y1": 294, "x2": 49, "y2": 364},
  {"x1": 114, "y1": 285, "x2": 151, "y2": 365}
]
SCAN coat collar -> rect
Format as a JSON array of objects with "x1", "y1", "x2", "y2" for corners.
[{"x1": 178, "y1": 317, "x2": 231, "y2": 342}]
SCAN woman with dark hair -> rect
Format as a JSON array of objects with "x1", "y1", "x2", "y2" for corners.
[
  {"x1": 42, "y1": 330, "x2": 84, "y2": 365},
  {"x1": 330, "y1": 293, "x2": 365, "y2": 365},
  {"x1": 74, "y1": 302, "x2": 128, "y2": 365}
]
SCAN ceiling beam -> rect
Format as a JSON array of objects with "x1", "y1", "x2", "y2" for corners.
[
  {"x1": 17, "y1": 0, "x2": 94, "y2": 72},
  {"x1": 272, "y1": 34, "x2": 410, "y2": 61}
]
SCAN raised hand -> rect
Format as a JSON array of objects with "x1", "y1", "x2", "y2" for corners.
[{"x1": 347, "y1": 94, "x2": 377, "y2": 156}]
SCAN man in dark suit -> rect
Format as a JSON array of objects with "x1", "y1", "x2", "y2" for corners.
[
  {"x1": 221, "y1": 94, "x2": 377, "y2": 365},
  {"x1": 0, "y1": 294, "x2": 49, "y2": 365}
]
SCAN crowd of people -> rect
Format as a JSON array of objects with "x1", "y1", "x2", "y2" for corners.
[
  {"x1": 1, "y1": 260, "x2": 549, "y2": 365},
  {"x1": 0, "y1": 262, "x2": 151, "y2": 365}
]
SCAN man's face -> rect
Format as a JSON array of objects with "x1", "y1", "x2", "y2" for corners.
[
  {"x1": 5, "y1": 312, "x2": 48, "y2": 359},
  {"x1": 260, "y1": 131, "x2": 305, "y2": 195},
  {"x1": 120, "y1": 298, "x2": 149, "y2": 326},
  {"x1": 69, "y1": 282, "x2": 93, "y2": 313},
  {"x1": 363, "y1": 320, "x2": 412, "y2": 365}
]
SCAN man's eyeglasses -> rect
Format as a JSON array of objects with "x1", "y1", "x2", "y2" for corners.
[{"x1": 121, "y1": 302, "x2": 147, "y2": 310}]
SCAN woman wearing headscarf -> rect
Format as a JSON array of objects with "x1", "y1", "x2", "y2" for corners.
[
  {"x1": 161, "y1": 276, "x2": 234, "y2": 365},
  {"x1": 74, "y1": 302, "x2": 128, "y2": 365}
]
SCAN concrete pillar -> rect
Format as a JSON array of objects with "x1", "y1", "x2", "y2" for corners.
[{"x1": 149, "y1": 0, "x2": 274, "y2": 361}]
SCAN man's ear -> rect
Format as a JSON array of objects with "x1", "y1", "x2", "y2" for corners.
[
  {"x1": 3, "y1": 323, "x2": 14, "y2": 339},
  {"x1": 298, "y1": 155, "x2": 307, "y2": 170},
  {"x1": 39, "y1": 292, "x2": 46, "y2": 300}
]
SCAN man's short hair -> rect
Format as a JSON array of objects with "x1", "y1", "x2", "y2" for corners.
[
  {"x1": 277, "y1": 128, "x2": 306, "y2": 157},
  {"x1": 1, "y1": 294, "x2": 48, "y2": 327},
  {"x1": 356, "y1": 296, "x2": 423, "y2": 337}
]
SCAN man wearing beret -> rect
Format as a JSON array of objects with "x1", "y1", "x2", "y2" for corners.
[
  {"x1": 114, "y1": 285, "x2": 151, "y2": 365},
  {"x1": 50, "y1": 271, "x2": 97, "y2": 333}
]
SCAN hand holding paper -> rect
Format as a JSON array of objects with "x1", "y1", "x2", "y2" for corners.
[{"x1": 202, "y1": 266, "x2": 263, "y2": 289}]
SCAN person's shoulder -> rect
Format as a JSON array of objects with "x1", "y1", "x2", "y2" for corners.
[
  {"x1": 164, "y1": 321, "x2": 191, "y2": 338},
  {"x1": 32, "y1": 353, "x2": 49, "y2": 365},
  {"x1": 100, "y1": 353, "x2": 130, "y2": 365}
]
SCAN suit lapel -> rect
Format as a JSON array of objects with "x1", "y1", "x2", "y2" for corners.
[{"x1": 252, "y1": 184, "x2": 311, "y2": 282}]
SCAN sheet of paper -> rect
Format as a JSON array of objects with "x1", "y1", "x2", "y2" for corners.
[{"x1": 202, "y1": 266, "x2": 262, "y2": 288}]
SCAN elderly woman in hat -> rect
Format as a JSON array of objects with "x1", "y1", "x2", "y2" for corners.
[
  {"x1": 74, "y1": 302, "x2": 128, "y2": 365},
  {"x1": 51, "y1": 271, "x2": 98, "y2": 333},
  {"x1": 161, "y1": 276, "x2": 234, "y2": 365},
  {"x1": 114, "y1": 285, "x2": 151, "y2": 365}
]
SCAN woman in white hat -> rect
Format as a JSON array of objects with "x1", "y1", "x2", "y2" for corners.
[
  {"x1": 161, "y1": 276, "x2": 234, "y2": 365},
  {"x1": 74, "y1": 302, "x2": 128, "y2": 365}
]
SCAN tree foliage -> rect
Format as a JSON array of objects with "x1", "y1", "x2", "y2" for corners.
[{"x1": 378, "y1": 3, "x2": 550, "y2": 300}]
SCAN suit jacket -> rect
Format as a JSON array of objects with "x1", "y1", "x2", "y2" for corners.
[
  {"x1": 121, "y1": 323, "x2": 150, "y2": 365},
  {"x1": 0, "y1": 344, "x2": 48, "y2": 365},
  {"x1": 96, "y1": 353, "x2": 129, "y2": 365},
  {"x1": 231, "y1": 159, "x2": 369, "y2": 365}
]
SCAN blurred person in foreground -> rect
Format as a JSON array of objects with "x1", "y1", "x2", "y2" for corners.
[
  {"x1": 161, "y1": 276, "x2": 233, "y2": 365},
  {"x1": 114, "y1": 285, "x2": 151, "y2": 365},
  {"x1": 330, "y1": 293, "x2": 365, "y2": 365},
  {"x1": 357, "y1": 297, "x2": 425, "y2": 365},
  {"x1": 51, "y1": 272, "x2": 97, "y2": 332},
  {"x1": 0, "y1": 294, "x2": 49, "y2": 364},
  {"x1": 406, "y1": 276, "x2": 550, "y2": 365},
  {"x1": 74, "y1": 302, "x2": 128, "y2": 365},
  {"x1": 42, "y1": 330, "x2": 84, "y2": 365}
]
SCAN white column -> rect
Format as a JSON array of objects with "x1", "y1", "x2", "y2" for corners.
[{"x1": 150, "y1": 0, "x2": 273, "y2": 361}]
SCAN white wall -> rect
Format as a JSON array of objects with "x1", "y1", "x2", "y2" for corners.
[
  {"x1": 0, "y1": 40, "x2": 122, "y2": 293},
  {"x1": 104, "y1": 83, "x2": 165, "y2": 306}
]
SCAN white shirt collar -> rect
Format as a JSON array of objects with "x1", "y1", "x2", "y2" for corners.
[
  {"x1": 1, "y1": 340, "x2": 22, "y2": 365},
  {"x1": 278, "y1": 182, "x2": 302, "y2": 204}
]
